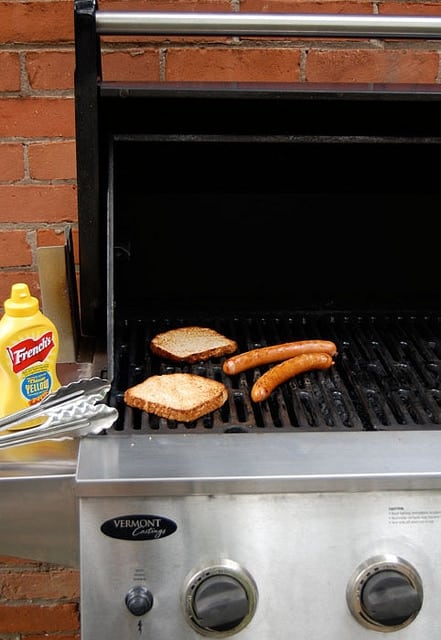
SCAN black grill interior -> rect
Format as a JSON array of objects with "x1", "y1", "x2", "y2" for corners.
[
  {"x1": 75, "y1": 84, "x2": 441, "y2": 433},
  {"x1": 111, "y1": 136, "x2": 441, "y2": 316},
  {"x1": 108, "y1": 312, "x2": 441, "y2": 433}
]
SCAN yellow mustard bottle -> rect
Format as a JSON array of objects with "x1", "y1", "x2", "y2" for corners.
[{"x1": 0, "y1": 282, "x2": 61, "y2": 418}]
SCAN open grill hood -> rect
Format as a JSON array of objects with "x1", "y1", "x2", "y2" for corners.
[
  {"x1": 2, "y1": 5, "x2": 441, "y2": 573},
  {"x1": 72, "y1": 5, "x2": 441, "y2": 434}
]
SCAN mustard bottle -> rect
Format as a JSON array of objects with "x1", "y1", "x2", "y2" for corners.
[{"x1": 0, "y1": 283, "x2": 61, "y2": 418}]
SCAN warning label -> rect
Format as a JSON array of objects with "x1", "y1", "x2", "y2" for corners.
[{"x1": 388, "y1": 506, "x2": 441, "y2": 525}]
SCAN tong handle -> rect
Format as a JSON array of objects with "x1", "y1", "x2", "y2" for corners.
[
  {"x1": 0, "y1": 404, "x2": 118, "y2": 450},
  {"x1": 0, "y1": 377, "x2": 111, "y2": 432}
]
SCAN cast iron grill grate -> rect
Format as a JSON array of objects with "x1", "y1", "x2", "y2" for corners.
[{"x1": 108, "y1": 312, "x2": 441, "y2": 433}]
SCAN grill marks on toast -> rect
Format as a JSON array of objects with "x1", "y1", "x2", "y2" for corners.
[
  {"x1": 123, "y1": 373, "x2": 228, "y2": 422},
  {"x1": 150, "y1": 326, "x2": 238, "y2": 363},
  {"x1": 124, "y1": 326, "x2": 234, "y2": 422}
]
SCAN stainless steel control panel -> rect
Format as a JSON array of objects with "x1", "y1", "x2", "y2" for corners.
[{"x1": 79, "y1": 489, "x2": 441, "y2": 639}]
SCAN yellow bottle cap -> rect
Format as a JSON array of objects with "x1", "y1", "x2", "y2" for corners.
[{"x1": 4, "y1": 283, "x2": 39, "y2": 317}]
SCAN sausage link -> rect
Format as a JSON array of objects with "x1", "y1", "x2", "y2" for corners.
[
  {"x1": 251, "y1": 352, "x2": 334, "y2": 403},
  {"x1": 223, "y1": 340, "x2": 337, "y2": 376}
]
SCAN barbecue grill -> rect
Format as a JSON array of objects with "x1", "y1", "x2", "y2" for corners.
[{"x1": 3, "y1": 2, "x2": 441, "y2": 639}]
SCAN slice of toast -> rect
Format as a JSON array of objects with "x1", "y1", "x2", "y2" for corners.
[
  {"x1": 124, "y1": 373, "x2": 228, "y2": 422},
  {"x1": 150, "y1": 326, "x2": 238, "y2": 363}
]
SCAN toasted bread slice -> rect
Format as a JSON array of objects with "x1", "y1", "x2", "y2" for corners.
[
  {"x1": 150, "y1": 326, "x2": 238, "y2": 363},
  {"x1": 124, "y1": 373, "x2": 228, "y2": 422}
]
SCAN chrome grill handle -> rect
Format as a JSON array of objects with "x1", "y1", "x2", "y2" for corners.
[{"x1": 95, "y1": 11, "x2": 441, "y2": 39}]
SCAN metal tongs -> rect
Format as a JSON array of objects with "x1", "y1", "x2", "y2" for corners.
[{"x1": 0, "y1": 378, "x2": 118, "y2": 449}]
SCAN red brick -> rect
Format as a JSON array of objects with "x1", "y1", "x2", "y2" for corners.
[
  {"x1": 0, "y1": 143, "x2": 24, "y2": 181},
  {"x1": 241, "y1": 0, "x2": 373, "y2": 13},
  {"x1": 0, "y1": 2, "x2": 73, "y2": 44},
  {"x1": 0, "y1": 273, "x2": 41, "y2": 310},
  {"x1": 26, "y1": 51, "x2": 75, "y2": 91},
  {"x1": 1, "y1": 569, "x2": 80, "y2": 600},
  {"x1": 380, "y1": 2, "x2": 441, "y2": 16},
  {"x1": 37, "y1": 227, "x2": 80, "y2": 263},
  {"x1": 306, "y1": 48, "x2": 439, "y2": 83},
  {"x1": 0, "y1": 52, "x2": 20, "y2": 91},
  {"x1": 37, "y1": 227, "x2": 68, "y2": 246},
  {"x1": 166, "y1": 47, "x2": 302, "y2": 81},
  {"x1": 0, "y1": 98, "x2": 75, "y2": 138},
  {"x1": 0, "y1": 185, "x2": 77, "y2": 223},
  {"x1": 102, "y1": 49, "x2": 160, "y2": 81},
  {"x1": 28, "y1": 140, "x2": 77, "y2": 181},
  {"x1": 0, "y1": 603, "x2": 79, "y2": 632},
  {"x1": 0, "y1": 556, "x2": 40, "y2": 566},
  {"x1": 100, "y1": 0, "x2": 229, "y2": 9},
  {"x1": 0, "y1": 230, "x2": 32, "y2": 267},
  {"x1": 25, "y1": 634, "x2": 80, "y2": 640}
]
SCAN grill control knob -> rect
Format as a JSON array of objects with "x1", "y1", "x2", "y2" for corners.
[
  {"x1": 347, "y1": 554, "x2": 423, "y2": 631},
  {"x1": 193, "y1": 575, "x2": 248, "y2": 630},
  {"x1": 125, "y1": 586, "x2": 154, "y2": 616},
  {"x1": 183, "y1": 560, "x2": 258, "y2": 637},
  {"x1": 361, "y1": 570, "x2": 421, "y2": 625}
]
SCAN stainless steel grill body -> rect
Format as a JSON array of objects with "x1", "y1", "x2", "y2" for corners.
[
  {"x1": 77, "y1": 432, "x2": 441, "y2": 638},
  {"x1": 71, "y1": 3, "x2": 441, "y2": 639},
  {"x1": 3, "y1": 7, "x2": 441, "y2": 639}
]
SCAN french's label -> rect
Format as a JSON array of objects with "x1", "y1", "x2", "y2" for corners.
[
  {"x1": 7, "y1": 332, "x2": 55, "y2": 373},
  {"x1": 101, "y1": 515, "x2": 177, "y2": 540}
]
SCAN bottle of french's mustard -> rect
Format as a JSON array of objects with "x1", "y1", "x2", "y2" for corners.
[{"x1": 0, "y1": 283, "x2": 61, "y2": 418}]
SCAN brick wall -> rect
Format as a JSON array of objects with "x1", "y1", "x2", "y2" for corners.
[
  {"x1": 2, "y1": 0, "x2": 441, "y2": 308},
  {"x1": 1, "y1": 0, "x2": 441, "y2": 636},
  {"x1": 0, "y1": 555, "x2": 80, "y2": 639}
]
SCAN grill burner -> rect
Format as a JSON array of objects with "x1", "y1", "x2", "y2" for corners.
[{"x1": 109, "y1": 312, "x2": 441, "y2": 433}]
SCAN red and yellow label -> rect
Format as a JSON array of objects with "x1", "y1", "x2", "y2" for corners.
[{"x1": 6, "y1": 331, "x2": 55, "y2": 373}]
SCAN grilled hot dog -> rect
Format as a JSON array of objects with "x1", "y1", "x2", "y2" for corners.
[
  {"x1": 223, "y1": 339, "x2": 337, "y2": 376},
  {"x1": 251, "y1": 352, "x2": 334, "y2": 403}
]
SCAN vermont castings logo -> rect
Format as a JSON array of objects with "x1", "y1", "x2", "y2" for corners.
[{"x1": 100, "y1": 515, "x2": 177, "y2": 540}]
